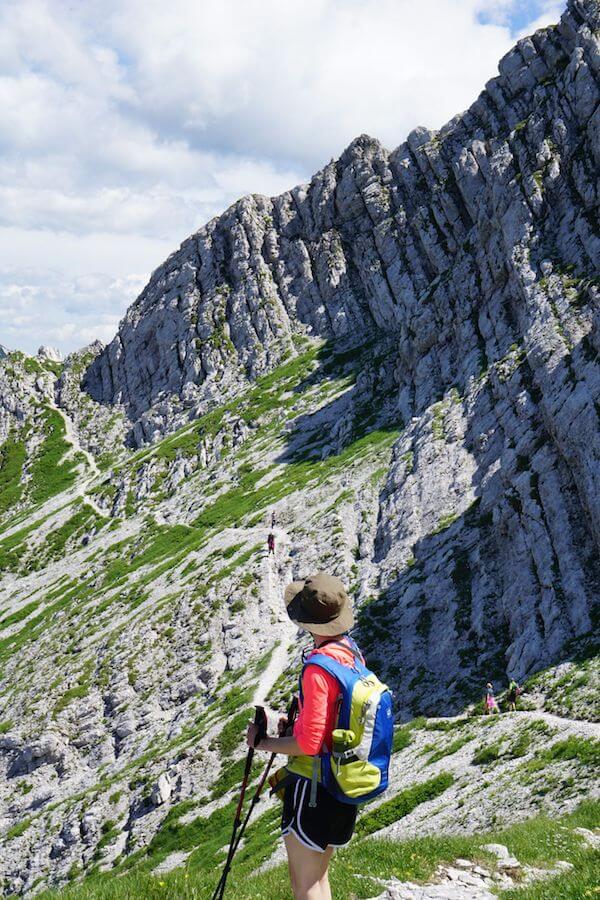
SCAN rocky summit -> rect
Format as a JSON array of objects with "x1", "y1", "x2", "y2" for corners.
[{"x1": 0, "y1": 1, "x2": 599, "y2": 897}]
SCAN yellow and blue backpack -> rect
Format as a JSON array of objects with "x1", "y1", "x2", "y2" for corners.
[{"x1": 286, "y1": 637, "x2": 393, "y2": 806}]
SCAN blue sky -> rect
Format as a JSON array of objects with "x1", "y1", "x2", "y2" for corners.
[
  {"x1": 0, "y1": 0, "x2": 564, "y2": 356},
  {"x1": 479, "y1": 0, "x2": 562, "y2": 34}
]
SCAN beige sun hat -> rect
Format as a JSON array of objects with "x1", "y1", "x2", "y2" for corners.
[{"x1": 284, "y1": 572, "x2": 354, "y2": 636}]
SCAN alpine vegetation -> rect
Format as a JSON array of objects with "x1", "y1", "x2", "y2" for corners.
[{"x1": 0, "y1": 1, "x2": 599, "y2": 897}]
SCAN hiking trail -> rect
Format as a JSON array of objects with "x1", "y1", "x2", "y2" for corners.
[
  {"x1": 253, "y1": 525, "x2": 297, "y2": 707},
  {"x1": 49, "y1": 398, "x2": 108, "y2": 518},
  {"x1": 512, "y1": 709, "x2": 600, "y2": 738}
]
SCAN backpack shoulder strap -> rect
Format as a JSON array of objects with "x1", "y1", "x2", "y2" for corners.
[{"x1": 302, "y1": 652, "x2": 357, "y2": 687}]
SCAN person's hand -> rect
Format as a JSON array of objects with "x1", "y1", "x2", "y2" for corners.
[
  {"x1": 246, "y1": 722, "x2": 259, "y2": 748},
  {"x1": 277, "y1": 716, "x2": 288, "y2": 737}
]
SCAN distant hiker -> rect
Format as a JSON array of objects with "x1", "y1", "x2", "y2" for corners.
[
  {"x1": 507, "y1": 678, "x2": 520, "y2": 712},
  {"x1": 271, "y1": 511, "x2": 276, "y2": 528},
  {"x1": 267, "y1": 532, "x2": 275, "y2": 555},
  {"x1": 484, "y1": 682, "x2": 500, "y2": 715},
  {"x1": 247, "y1": 573, "x2": 392, "y2": 900}
]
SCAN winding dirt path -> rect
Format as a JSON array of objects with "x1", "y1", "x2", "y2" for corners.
[{"x1": 50, "y1": 401, "x2": 108, "y2": 517}]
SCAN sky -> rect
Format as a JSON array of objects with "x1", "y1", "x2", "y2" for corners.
[{"x1": 0, "y1": 0, "x2": 564, "y2": 356}]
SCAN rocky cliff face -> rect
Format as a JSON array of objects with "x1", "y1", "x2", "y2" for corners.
[
  {"x1": 0, "y1": 1, "x2": 599, "y2": 895},
  {"x1": 86, "y1": 0, "x2": 600, "y2": 443},
  {"x1": 85, "y1": 0, "x2": 600, "y2": 694}
]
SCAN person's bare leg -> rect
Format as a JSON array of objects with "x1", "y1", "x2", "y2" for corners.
[
  {"x1": 319, "y1": 864, "x2": 333, "y2": 900},
  {"x1": 284, "y1": 833, "x2": 334, "y2": 899}
]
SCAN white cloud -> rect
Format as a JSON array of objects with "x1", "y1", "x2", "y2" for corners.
[
  {"x1": 0, "y1": 0, "x2": 567, "y2": 354},
  {"x1": 0, "y1": 266, "x2": 145, "y2": 356},
  {"x1": 103, "y1": 0, "x2": 519, "y2": 164}
]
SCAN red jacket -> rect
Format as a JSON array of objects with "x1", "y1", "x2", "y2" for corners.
[{"x1": 293, "y1": 639, "x2": 356, "y2": 755}]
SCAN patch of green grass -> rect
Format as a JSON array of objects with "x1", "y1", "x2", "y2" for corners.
[
  {"x1": 432, "y1": 512, "x2": 459, "y2": 534},
  {"x1": 211, "y1": 757, "x2": 262, "y2": 800},
  {"x1": 392, "y1": 725, "x2": 412, "y2": 754},
  {"x1": 29, "y1": 407, "x2": 79, "y2": 506},
  {"x1": 95, "y1": 821, "x2": 120, "y2": 855},
  {"x1": 426, "y1": 734, "x2": 473, "y2": 764},
  {"x1": 424, "y1": 717, "x2": 470, "y2": 732},
  {"x1": 0, "y1": 600, "x2": 41, "y2": 630},
  {"x1": 266, "y1": 664, "x2": 297, "y2": 708},
  {"x1": 54, "y1": 660, "x2": 94, "y2": 716},
  {"x1": 53, "y1": 683, "x2": 90, "y2": 716},
  {"x1": 0, "y1": 432, "x2": 27, "y2": 516},
  {"x1": 0, "y1": 576, "x2": 94, "y2": 666},
  {"x1": 519, "y1": 733, "x2": 600, "y2": 775},
  {"x1": 193, "y1": 426, "x2": 399, "y2": 535},
  {"x1": 0, "y1": 718, "x2": 13, "y2": 733},
  {"x1": 355, "y1": 773, "x2": 454, "y2": 837},
  {"x1": 431, "y1": 402, "x2": 445, "y2": 441},
  {"x1": 506, "y1": 729, "x2": 534, "y2": 759},
  {"x1": 212, "y1": 708, "x2": 252, "y2": 757},
  {"x1": 211, "y1": 685, "x2": 253, "y2": 718},
  {"x1": 489, "y1": 800, "x2": 599, "y2": 867},
  {"x1": 254, "y1": 642, "x2": 280, "y2": 677},
  {"x1": 472, "y1": 741, "x2": 503, "y2": 765},
  {"x1": 34, "y1": 502, "x2": 105, "y2": 567},
  {"x1": 133, "y1": 344, "x2": 325, "y2": 468},
  {"x1": 5, "y1": 817, "x2": 31, "y2": 841},
  {"x1": 102, "y1": 523, "x2": 196, "y2": 587},
  {"x1": 540, "y1": 736, "x2": 600, "y2": 767}
]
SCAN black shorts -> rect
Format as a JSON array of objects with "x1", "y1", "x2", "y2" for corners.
[{"x1": 281, "y1": 779, "x2": 357, "y2": 852}]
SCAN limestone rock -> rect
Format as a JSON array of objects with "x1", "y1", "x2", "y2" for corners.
[
  {"x1": 37, "y1": 346, "x2": 62, "y2": 363},
  {"x1": 151, "y1": 773, "x2": 173, "y2": 806}
]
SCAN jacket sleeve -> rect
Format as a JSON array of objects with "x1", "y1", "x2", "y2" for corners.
[{"x1": 292, "y1": 666, "x2": 337, "y2": 755}]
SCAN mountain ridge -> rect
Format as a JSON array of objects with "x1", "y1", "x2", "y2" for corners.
[{"x1": 83, "y1": 0, "x2": 600, "y2": 447}]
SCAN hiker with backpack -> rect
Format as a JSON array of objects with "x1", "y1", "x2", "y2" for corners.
[
  {"x1": 245, "y1": 573, "x2": 393, "y2": 900},
  {"x1": 268, "y1": 532, "x2": 275, "y2": 556},
  {"x1": 507, "y1": 678, "x2": 520, "y2": 712}
]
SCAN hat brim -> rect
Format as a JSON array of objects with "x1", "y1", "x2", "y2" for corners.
[{"x1": 284, "y1": 581, "x2": 355, "y2": 636}]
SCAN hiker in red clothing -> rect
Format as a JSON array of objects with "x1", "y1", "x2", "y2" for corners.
[
  {"x1": 246, "y1": 574, "x2": 360, "y2": 900},
  {"x1": 267, "y1": 532, "x2": 275, "y2": 555}
]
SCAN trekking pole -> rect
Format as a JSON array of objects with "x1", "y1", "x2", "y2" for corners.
[
  {"x1": 223, "y1": 751, "x2": 276, "y2": 865},
  {"x1": 213, "y1": 698, "x2": 299, "y2": 899},
  {"x1": 212, "y1": 705, "x2": 268, "y2": 900},
  {"x1": 222, "y1": 697, "x2": 300, "y2": 873}
]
